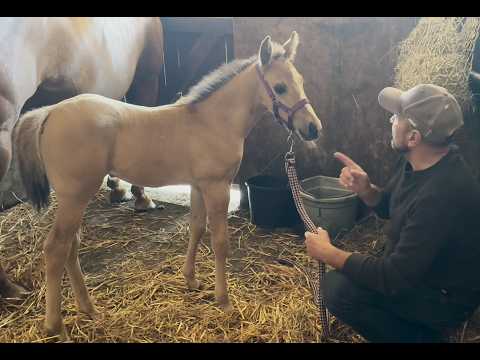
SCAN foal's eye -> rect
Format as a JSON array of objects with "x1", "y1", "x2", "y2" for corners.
[{"x1": 274, "y1": 83, "x2": 287, "y2": 95}]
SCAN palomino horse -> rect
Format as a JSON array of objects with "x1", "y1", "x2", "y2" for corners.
[
  {"x1": 14, "y1": 31, "x2": 322, "y2": 340},
  {"x1": 0, "y1": 17, "x2": 164, "y2": 299}
]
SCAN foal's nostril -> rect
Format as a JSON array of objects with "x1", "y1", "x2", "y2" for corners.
[{"x1": 308, "y1": 122, "x2": 318, "y2": 139}]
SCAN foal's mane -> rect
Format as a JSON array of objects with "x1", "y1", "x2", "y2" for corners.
[{"x1": 175, "y1": 41, "x2": 286, "y2": 106}]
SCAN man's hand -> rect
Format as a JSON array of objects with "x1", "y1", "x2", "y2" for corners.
[
  {"x1": 305, "y1": 227, "x2": 332, "y2": 261},
  {"x1": 334, "y1": 152, "x2": 372, "y2": 196},
  {"x1": 305, "y1": 227, "x2": 351, "y2": 269}
]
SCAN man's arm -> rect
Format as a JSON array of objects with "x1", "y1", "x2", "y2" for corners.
[
  {"x1": 357, "y1": 184, "x2": 383, "y2": 207},
  {"x1": 341, "y1": 193, "x2": 452, "y2": 296},
  {"x1": 304, "y1": 229, "x2": 352, "y2": 270}
]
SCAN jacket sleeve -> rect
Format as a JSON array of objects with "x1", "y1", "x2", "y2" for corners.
[
  {"x1": 342, "y1": 193, "x2": 454, "y2": 296},
  {"x1": 370, "y1": 190, "x2": 391, "y2": 219}
]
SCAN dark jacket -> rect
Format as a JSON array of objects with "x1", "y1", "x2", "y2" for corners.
[{"x1": 342, "y1": 147, "x2": 480, "y2": 309}]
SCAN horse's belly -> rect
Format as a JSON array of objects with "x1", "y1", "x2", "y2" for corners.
[
  {"x1": 110, "y1": 167, "x2": 191, "y2": 188},
  {"x1": 46, "y1": 17, "x2": 150, "y2": 100}
]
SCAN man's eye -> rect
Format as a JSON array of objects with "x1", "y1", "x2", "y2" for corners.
[{"x1": 274, "y1": 83, "x2": 287, "y2": 95}]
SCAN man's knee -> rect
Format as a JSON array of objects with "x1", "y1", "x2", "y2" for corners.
[{"x1": 323, "y1": 270, "x2": 373, "y2": 317}]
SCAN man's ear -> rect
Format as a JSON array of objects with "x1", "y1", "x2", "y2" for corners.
[{"x1": 409, "y1": 129, "x2": 422, "y2": 145}]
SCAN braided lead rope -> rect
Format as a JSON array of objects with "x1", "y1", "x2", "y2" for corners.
[{"x1": 285, "y1": 147, "x2": 330, "y2": 341}]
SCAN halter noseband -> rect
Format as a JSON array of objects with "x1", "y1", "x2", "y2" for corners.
[{"x1": 256, "y1": 63, "x2": 309, "y2": 132}]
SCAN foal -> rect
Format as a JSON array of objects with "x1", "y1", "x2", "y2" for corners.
[{"x1": 14, "y1": 31, "x2": 323, "y2": 340}]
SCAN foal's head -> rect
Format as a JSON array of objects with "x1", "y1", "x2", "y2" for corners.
[{"x1": 256, "y1": 31, "x2": 323, "y2": 141}]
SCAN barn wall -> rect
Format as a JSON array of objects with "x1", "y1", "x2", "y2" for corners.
[{"x1": 233, "y1": 17, "x2": 419, "y2": 189}]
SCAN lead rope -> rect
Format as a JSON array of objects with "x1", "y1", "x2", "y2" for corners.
[{"x1": 284, "y1": 134, "x2": 330, "y2": 341}]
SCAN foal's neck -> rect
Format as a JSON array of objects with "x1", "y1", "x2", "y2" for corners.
[{"x1": 196, "y1": 63, "x2": 262, "y2": 140}]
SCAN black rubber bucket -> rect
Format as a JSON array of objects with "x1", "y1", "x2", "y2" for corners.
[{"x1": 245, "y1": 175, "x2": 301, "y2": 228}]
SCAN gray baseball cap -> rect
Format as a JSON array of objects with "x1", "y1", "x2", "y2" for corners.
[{"x1": 378, "y1": 84, "x2": 464, "y2": 144}]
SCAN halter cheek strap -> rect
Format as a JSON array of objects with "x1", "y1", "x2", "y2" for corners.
[{"x1": 256, "y1": 64, "x2": 309, "y2": 131}]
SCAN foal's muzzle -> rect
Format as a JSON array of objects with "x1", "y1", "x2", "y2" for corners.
[{"x1": 297, "y1": 121, "x2": 320, "y2": 141}]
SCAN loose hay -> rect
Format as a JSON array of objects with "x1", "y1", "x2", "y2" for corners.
[
  {"x1": 0, "y1": 190, "x2": 334, "y2": 342},
  {"x1": 2, "y1": 190, "x2": 478, "y2": 342},
  {"x1": 395, "y1": 17, "x2": 480, "y2": 109}
]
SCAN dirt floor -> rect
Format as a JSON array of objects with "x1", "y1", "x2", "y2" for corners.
[{"x1": 0, "y1": 188, "x2": 479, "y2": 343}]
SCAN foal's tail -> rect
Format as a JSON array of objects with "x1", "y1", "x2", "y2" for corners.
[{"x1": 13, "y1": 107, "x2": 52, "y2": 211}]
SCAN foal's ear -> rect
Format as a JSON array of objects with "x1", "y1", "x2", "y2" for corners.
[
  {"x1": 283, "y1": 31, "x2": 299, "y2": 62},
  {"x1": 259, "y1": 35, "x2": 273, "y2": 67}
]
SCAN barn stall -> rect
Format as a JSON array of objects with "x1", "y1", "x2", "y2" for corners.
[{"x1": 0, "y1": 17, "x2": 479, "y2": 343}]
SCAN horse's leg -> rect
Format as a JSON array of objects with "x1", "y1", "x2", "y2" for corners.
[
  {"x1": 0, "y1": 264, "x2": 29, "y2": 299},
  {"x1": 106, "y1": 176, "x2": 132, "y2": 203},
  {"x1": 201, "y1": 182, "x2": 232, "y2": 311},
  {"x1": 65, "y1": 229, "x2": 97, "y2": 319},
  {"x1": 182, "y1": 186, "x2": 207, "y2": 290},
  {"x1": 0, "y1": 95, "x2": 15, "y2": 183},
  {"x1": 44, "y1": 195, "x2": 90, "y2": 341},
  {"x1": 130, "y1": 185, "x2": 162, "y2": 212},
  {"x1": 0, "y1": 96, "x2": 29, "y2": 298}
]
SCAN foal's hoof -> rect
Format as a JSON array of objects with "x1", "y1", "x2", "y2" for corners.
[
  {"x1": 45, "y1": 323, "x2": 70, "y2": 343},
  {"x1": 217, "y1": 296, "x2": 233, "y2": 312},
  {"x1": 79, "y1": 305, "x2": 102, "y2": 321},
  {"x1": 218, "y1": 301, "x2": 233, "y2": 313},
  {"x1": 0, "y1": 280, "x2": 30, "y2": 301},
  {"x1": 134, "y1": 199, "x2": 165, "y2": 213},
  {"x1": 186, "y1": 279, "x2": 204, "y2": 291}
]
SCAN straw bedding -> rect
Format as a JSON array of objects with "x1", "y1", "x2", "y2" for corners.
[{"x1": 0, "y1": 189, "x2": 478, "y2": 342}]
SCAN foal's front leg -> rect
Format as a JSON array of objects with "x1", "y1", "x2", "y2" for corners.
[{"x1": 202, "y1": 182, "x2": 232, "y2": 311}]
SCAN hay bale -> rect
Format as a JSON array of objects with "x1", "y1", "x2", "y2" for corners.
[{"x1": 395, "y1": 17, "x2": 480, "y2": 109}]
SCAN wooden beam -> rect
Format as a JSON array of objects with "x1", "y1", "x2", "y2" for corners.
[
  {"x1": 161, "y1": 17, "x2": 233, "y2": 36},
  {"x1": 178, "y1": 34, "x2": 226, "y2": 93}
]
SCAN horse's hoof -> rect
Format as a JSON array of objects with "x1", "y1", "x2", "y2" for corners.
[
  {"x1": 134, "y1": 199, "x2": 165, "y2": 213},
  {"x1": 0, "y1": 280, "x2": 30, "y2": 301},
  {"x1": 109, "y1": 189, "x2": 133, "y2": 204}
]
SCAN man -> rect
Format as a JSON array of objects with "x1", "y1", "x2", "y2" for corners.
[{"x1": 305, "y1": 84, "x2": 480, "y2": 342}]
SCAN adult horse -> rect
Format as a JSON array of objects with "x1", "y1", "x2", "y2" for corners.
[
  {"x1": 15, "y1": 31, "x2": 322, "y2": 340},
  {"x1": 0, "y1": 17, "x2": 164, "y2": 299}
]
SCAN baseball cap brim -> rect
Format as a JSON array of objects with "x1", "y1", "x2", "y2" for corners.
[{"x1": 378, "y1": 87, "x2": 404, "y2": 115}]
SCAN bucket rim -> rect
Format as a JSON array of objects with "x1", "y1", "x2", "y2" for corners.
[
  {"x1": 244, "y1": 175, "x2": 290, "y2": 191},
  {"x1": 299, "y1": 187, "x2": 358, "y2": 203}
]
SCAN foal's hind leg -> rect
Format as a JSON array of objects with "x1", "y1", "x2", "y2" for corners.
[
  {"x1": 202, "y1": 182, "x2": 232, "y2": 311},
  {"x1": 44, "y1": 196, "x2": 90, "y2": 341},
  {"x1": 65, "y1": 229, "x2": 97, "y2": 318},
  {"x1": 183, "y1": 186, "x2": 207, "y2": 290},
  {"x1": 107, "y1": 176, "x2": 132, "y2": 203}
]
